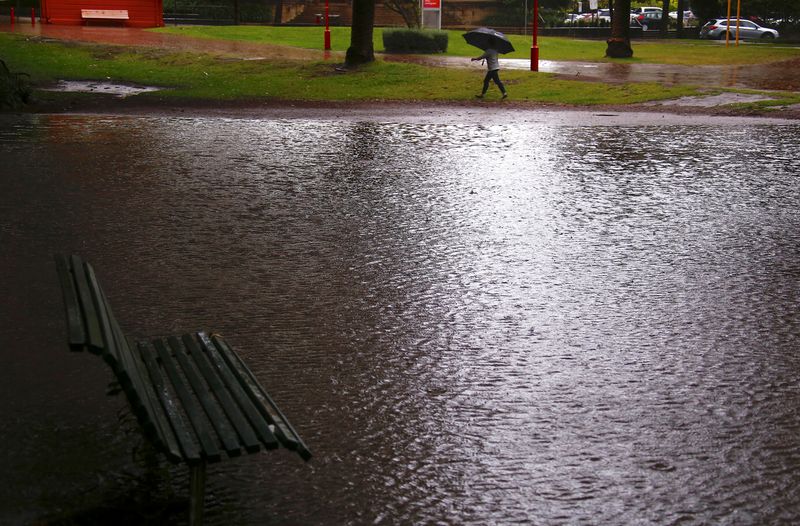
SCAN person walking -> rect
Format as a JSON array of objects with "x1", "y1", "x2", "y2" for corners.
[{"x1": 472, "y1": 38, "x2": 507, "y2": 99}]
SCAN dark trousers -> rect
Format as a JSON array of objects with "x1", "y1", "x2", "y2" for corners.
[{"x1": 482, "y1": 69, "x2": 506, "y2": 95}]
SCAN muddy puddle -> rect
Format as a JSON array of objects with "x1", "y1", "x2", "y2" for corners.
[{"x1": 43, "y1": 79, "x2": 163, "y2": 97}]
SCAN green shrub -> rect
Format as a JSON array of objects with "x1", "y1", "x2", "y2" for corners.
[
  {"x1": 0, "y1": 59, "x2": 31, "y2": 109},
  {"x1": 382, "y1": 28, "x2": 448, "y2": 53}
]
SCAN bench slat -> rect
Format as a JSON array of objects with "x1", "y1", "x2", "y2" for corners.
[
  {"x1": 182, "y1": 335, "x2": 261, "y2": 454},
  {"x1": 154, "y1": 339, "x2": 222, "y2": 462},
  {"x1": 139, "y1": 341, "x2": 201, "y2": 464},
  {"x1": 54, "y1": 255, "x2": 86, "y2": 349},
  {"x1": 211, "y1": 334, "x2": 312, "y2": 460},
  {"x1": 167, "y1": 336, "x2": 242, "y2": 458},
  {"x1": 118, "y1": 335, "x2": 184, "y2": 464},
  {"x1": 196, "y1": 332, "x2": 279, "y2": 449},
  {"x1": 84, "y1": 262, "x2": 125, "y2": 373},
  {"x1": 69, "y1": 256, "x2": 104, "y2": 353}
]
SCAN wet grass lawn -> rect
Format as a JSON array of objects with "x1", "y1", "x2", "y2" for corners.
[
  {"x1": 1, "y1": 32, "x2": 703, "y2": 106},
  {"x1": 153, "y1": 26, "x2": 800, "y2": 65}
]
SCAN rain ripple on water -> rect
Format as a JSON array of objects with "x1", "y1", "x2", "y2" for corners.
[{"x1": 1, "y1": 114, "x2": 799, "y2": 524}]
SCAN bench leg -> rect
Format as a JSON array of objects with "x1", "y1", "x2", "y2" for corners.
[{"x1": 189, "y1": 462, "x2": 207, "y2": 526}]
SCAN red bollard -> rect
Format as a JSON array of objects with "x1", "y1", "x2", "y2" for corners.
[
  {"x1": 31, "y1": 8, "x2": 36, "y2": 26},
  {"x1": 10, "y1": 7, "x2": 15, "y2": 25}
]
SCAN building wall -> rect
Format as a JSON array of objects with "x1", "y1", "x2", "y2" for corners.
[{"x1": 41, "y1": 0, "x2": 164, "y2": 27}]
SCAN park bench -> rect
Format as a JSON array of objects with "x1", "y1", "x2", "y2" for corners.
[
  {"x1": 81, "y1": 9, "x2": 129, "y2": 25},
  {"x1": 54, "y1": 255, "x2": 311, "y2": 525}
]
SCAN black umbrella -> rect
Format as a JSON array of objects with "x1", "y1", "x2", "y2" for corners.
[{"x1": 463, "y1": 27, "x2": 515, "y2": 54}]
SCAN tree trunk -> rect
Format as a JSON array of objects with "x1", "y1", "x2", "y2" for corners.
[
  {"x1": 659, "y1": 0, "x2": 669, "y2": 37},
  {"x1": 605, "y1": 0, "x2": 633, "y2": 58},
  {"x1": 346, "y1": 0, "x2": 376, "y2": 66},
  {"x1": 676, "y1": 0, "x2": 684, "y2": 37}
]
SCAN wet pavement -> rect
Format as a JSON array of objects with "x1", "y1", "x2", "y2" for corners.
[
  {"x1": 1, "y1": 109, "x2": 799, "y2": 525},
  {"x1": 3, "y1": 22, "x2": 800, "y2": 92},
  {"x1": 386, "y1": 53, "x2": 800, "y2": 91}
]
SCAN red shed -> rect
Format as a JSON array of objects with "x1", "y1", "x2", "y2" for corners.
[{"x1": 40, "y1": 0, "x2": 164, "y2": 27}]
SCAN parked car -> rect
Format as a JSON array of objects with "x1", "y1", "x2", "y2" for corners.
[
  {"x1": 564, "y1": 12, "x2": 591, "y2": 23},
  {"x1": 668, "y1": 10, "x2": 697, "y2": 26},
  {"x1": 699, "y1": 18, "x2": 780, "y2": 40},
  {"x1": 635, "y1": 11, "x2": 664, "y2": 30},
  {"x1": 669, "y1": 10, "x2": 695, "y2": 20},
  {"x1": 630, "y1": 6, "x2": 661, "y2": 24},
  {"x1": 631, "y1": 6, "x2": 662, "y2": 15},
  {"x1": 596, "y1": 9, "x2": 611, "y2": 23}
]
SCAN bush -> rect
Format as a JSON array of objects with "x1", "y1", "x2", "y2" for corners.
[
  {"x1": 0, "y1": 59, "x2": 31, "y2": 109},
  {"x1": 382, "y1": 28, "x2": 448, "y2": 53}
]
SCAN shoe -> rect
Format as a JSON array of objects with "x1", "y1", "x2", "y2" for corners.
[
  {"x1": 502, "y1": 93, "x2": 508, "y2": 99},
  {"x1": 475, "y1": 94, "x2": 484, "y2": 99}
]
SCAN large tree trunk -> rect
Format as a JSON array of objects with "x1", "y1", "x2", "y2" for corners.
[
  {"x1": 346, "y1": 0, "x2": 376, "y2": 66},
  {"x1": 605, "y1": 0, "x2": 633, "y2": 58},
  {"x1": 675, "y1": 0, "x2": 685, "y2": 37},
  {"x1": 659, "y1": 0, "x2": 669, "y2": 37}
]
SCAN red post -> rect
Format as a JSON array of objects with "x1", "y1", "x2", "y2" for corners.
[
  {"x1": 31, "y1": 7, "x2": 35, "y2": 26},
  {"x1": 323, "y1": 0, "x2": 331, "y2": 50},
  {"x1": 530, "y1": 0, "x2": 539, "y2": 71},
  {"x1": 10, "y1": 7, "x2": 15, "y2": 25}
]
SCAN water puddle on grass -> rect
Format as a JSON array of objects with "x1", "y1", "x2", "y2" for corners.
[
  {"x1": 44, "y1": 80, "x2": 163, "y2": 97},
  {"x1": 648, "y1": 92, "x2": 777, "y2": 107}
]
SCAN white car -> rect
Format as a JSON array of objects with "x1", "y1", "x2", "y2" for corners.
[
  {"x1": 669, "y1": 10, "x2": 697, "y2": 26},
  {"x1": 669, "y1": 10, "x2": 695, "y2": 19},
  {"x1": 630, "y1": 6, "x2": 661, "y2": 22},
  {"x1": 699, "y1": 18, "x2": 780, "y2": 40},
  {"x1": 631, "y1": 6, "x2": 662, "y2": 15}
]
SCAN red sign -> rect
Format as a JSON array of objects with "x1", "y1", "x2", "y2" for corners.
[{"x1": 423, "y1": 0, "x2": 440, "y2": 9}]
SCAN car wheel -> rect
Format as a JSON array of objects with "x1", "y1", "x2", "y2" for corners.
[{"x1": 761, "y1": 33, "x2": 775, "y2": 39}]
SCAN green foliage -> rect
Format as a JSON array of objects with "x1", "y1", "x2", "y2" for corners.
[
  {"x1": 0, "y1": 59, "x2": 31, "y2": 109},
  {"x1": 382, "y1": 28, "x2": 448, "y2": 53}
]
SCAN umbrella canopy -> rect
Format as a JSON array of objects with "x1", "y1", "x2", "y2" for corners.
[{"x1": 463, "y1": 27, "x2": 515, "y2": 54}]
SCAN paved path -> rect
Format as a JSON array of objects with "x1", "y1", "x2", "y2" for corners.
[{"x1": 3, "y1": 22, "x2": 799, "y2": 92}]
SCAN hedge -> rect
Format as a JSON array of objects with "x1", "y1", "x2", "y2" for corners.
[{"x1": 382, "y1": 28, "x2": 448, "y2": 53}]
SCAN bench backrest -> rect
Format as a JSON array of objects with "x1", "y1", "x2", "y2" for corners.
[
  {"x1": 55, "y1": 255, "x2": 311, "y2": 464},
  {"x1": 81, "y1": 9, "x2": 129, "y2": 19}
]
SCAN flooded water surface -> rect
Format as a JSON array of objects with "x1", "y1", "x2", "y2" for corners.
[{"x1": 1, "y1": 112, "x2": 800, "y2": 525}]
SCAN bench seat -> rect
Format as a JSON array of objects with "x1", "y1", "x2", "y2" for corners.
[{"x1": 55, "y1": 254, "x2": 310, "y2": 524}]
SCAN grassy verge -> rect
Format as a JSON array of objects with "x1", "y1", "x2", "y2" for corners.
[
  {"x1": 0, "y1": 32, "x2": 701, "y2": 106},
  {"x1": 152, "y1": 26, "x2": 800, "y2": 65}
]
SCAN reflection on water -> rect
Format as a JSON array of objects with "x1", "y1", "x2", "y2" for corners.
[{"x1": 1, "y1": 113, "x2": 800, "y2": 525}]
